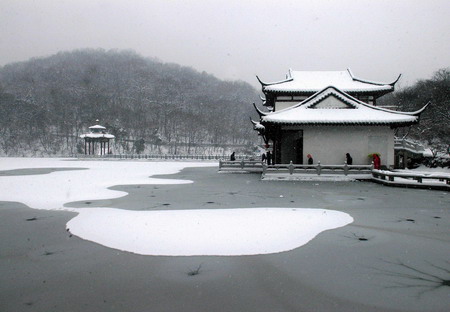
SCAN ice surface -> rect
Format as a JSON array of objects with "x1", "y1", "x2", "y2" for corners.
[{"x1": 0, "y1": 158, "x2": 353, "y2": 256}]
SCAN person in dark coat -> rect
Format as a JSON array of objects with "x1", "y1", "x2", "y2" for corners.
[
  {"x1": 230, "y1": 152, "x2": 236, "y2": 161},
  {"x1": 346, "y1": 153, "x2": 353, "y2": 165},
  {"x1": 307, "y1": 154, "x2": 313, "y2": 165},
  {"x1": 267, "y1": 151, "x2": 272, "y2": 165}
]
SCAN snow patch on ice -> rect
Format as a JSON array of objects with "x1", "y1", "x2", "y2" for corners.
[{"x1": 67, "y1": 207, "x2": 353, "y2": 256}]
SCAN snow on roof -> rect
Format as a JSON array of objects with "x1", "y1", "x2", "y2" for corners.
[
  {"x1": 261, "y1": 86, "x2": 421, "y2": 126},
  {"x1": 89, "y1": 124, "x2": 106, "y2": 130},
  {"x1": 261, "y1": 69, "x2": 398, "y2": 94},
  {"x1": 80, "y1": 133, "x2": 115, "y2": 139}
]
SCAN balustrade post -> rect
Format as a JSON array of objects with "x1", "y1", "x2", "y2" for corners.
[
  {"x1": 344, "y1": 161, "x2": 348, "y2": 176},
  {"x1": 289, "y1": 161, "x2": 294, "y2": 175}
]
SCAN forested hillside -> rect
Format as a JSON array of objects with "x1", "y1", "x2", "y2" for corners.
[
  {"x1": 378, "y1": 68, "x2": 449, "y2": 153},
  {"x1": 0, "y1": 49, "x2": 260, "y2": 156}
]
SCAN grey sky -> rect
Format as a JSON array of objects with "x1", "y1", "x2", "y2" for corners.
[{"x1": 1, "y1": 0, "x2": 449, "y2": 89}]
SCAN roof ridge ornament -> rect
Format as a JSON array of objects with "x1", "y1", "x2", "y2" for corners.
[
  {"x1": 259, "y1": 95, "x2": 266, "y2": 104},
  {"x1": 287, "y1": 68, "x2": 293, "y2": 79}
]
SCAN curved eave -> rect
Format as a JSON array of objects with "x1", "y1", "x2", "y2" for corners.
[
  {"x1": 253, "y1": 102, "x2": 268, "y2": 117},
  {"x1": 347, "y1": 68, "x2": 402, "y2": 87},
  {"x1": 406, "y1": 101, "x2": 431, "y2": 116},
  {"x1": 257, "y1": 75, "x2": 294, "y2": 87},
  {"x1": 388, "y1": 74, "x2": 402, "y2": 86}
]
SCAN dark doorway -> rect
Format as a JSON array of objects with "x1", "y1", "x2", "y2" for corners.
[
  {"x1": 280, "y1": 130, "x2": 303, "y2": 164},
  {"x1": 294, "y1": 138, "x2": 303, "y2": 164}
]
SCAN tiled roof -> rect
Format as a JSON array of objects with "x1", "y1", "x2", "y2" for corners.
[
  {"x1": 261, "y1": 86, "x2": 426, "y2": 126},
  {"x1": 260, "y1": 69, "x2": 399, "y2": 94}
]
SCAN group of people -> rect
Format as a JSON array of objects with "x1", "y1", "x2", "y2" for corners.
[
  {"x1": 303, "y1": 152, "x2": 381, "y2": 169},
  {"x1": 306, "y1": 153, "x2": 354, "y2": 166},
  {"x1": 231, "y1": 150, "x2": 381, "y2": 169},
  {"x1": 261, "y1": 151, "x2": 272, "y2": 165},
  {"x1": 230, "y1": 151, "x2": 273, "y2": 165}
]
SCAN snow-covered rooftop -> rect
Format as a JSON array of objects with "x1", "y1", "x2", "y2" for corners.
[
  {"x1": 261, "y1": 86, "x2": 425, "y2": 126},
  {"x1": 81, "y1": 123, "x2": 115, "y2": 138},
  {"x1": 80, "y1": 133, "x2": 115, "y2": 139},
  {"x1": 260, "y1": 69, "x2": 399, "y2": 94},
  {"x1": 89, "y1": 124, "x2": 106, "y2": 130}
]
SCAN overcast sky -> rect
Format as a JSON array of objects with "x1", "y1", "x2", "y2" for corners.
[{"x1": 1, "y1": 0, "x2": 449, "y2": 89}]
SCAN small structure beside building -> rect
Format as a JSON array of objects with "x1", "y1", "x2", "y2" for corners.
[
  {"x1": 80, "y1": 121, "x2": 115, "y2": 155},
  {"x1": 252, "y1": 69, "x2": 429, "y2": 168}
]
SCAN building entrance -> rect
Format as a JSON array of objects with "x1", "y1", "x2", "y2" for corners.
[{"x1": 280, "y1": 130, "x2": 303, "y2": 164}]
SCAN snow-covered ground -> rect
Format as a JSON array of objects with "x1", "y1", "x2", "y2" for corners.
[
  {"x1": 0, "y1": 158, "x2": 353, "y2": 256},
  {"x1": 406, "y1": 164, "x2": 450, "y2": 174}
]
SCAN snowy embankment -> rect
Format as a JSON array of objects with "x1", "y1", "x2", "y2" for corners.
[{"x1": 0, "y1": 158, "x2": 353, "y2": 256}]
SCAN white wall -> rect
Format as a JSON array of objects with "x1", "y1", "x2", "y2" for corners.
[
  {"x1": 275, "y1": 101, "x2": 296, "y2": 111},
  {"x1": 301, "y1": 126, "x2": 395, "y2": 166}
]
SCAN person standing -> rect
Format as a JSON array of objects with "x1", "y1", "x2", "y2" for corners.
[
  {"x1": 267, "y1": 151, "x2": 272, "y2": 165},
  {"x1": 261, "y1": 152, "x2": 267, "y2": 163},
  {"x1": 346, "y1": 153, "x2": 353, "y2": 165},
  {"x1": 230, "y1": 152, "x2": 236, "y2": 161},
  {"x1": 373, "y1": 154, "x2": 381, "y2": 169},
  {"x1": 307, "y1": 154, "x2": 313, "y2": 165}
]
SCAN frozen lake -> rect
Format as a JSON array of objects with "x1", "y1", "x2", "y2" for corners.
[{"x1": 0, "y1": 158, "x2": 449, "y2": 312}]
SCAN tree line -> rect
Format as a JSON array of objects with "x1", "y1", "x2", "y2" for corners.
[
  {"x1": 378, "y1": 68, "x2": 449, "y2": 154},
  {"x1": 0, "y1": 49, "x2": 260, "y2": 156},
  {"x1": 0, "y1": 49, "x2": 447, "y2": 157}
]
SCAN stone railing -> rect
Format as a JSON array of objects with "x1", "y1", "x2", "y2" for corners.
[
  {"x1": 262, "y1": 161, "x2": 373, "y2": 177},
  {"x1": 394, "y1": 138, "x2": 426, "y2": 154},
  {"x1": 76, "y1": 154, "x2": 236, "y2": 161},
  {"x1": 372, "y1": 169, "x2": 450, "y2": 186},
  {"x1": 218, "y1": 159, "x2": 263, "y2": 171}
]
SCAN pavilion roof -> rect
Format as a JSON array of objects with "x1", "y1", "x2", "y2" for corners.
[
  {"x1": 89, "y1": 124, "x2": 106, "y2": 130},
  {"x1": 258, "y1": 69, "x2": 400, "y2": 94},
  {"x1": 260, "y1": 86, "x2": 428, "y2": 126},
  {"x1": 80, "y1": 133, "x2": 115, "y2": 139}
]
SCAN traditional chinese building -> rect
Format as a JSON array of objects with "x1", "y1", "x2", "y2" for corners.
[
  {"x1": 80, "y1": 121, "x2": 115, "y2": 155},
  {"x1": 252, "y1": 69, "x2": 428, "y2": 168}
]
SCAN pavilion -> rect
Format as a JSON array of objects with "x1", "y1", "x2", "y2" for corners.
[
  {"x1": 80, "y1": 121, "x2": 115, "y2": 155},
  {"x1": 251, "y1": 69, "x2": 429, "y2": 168}
]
